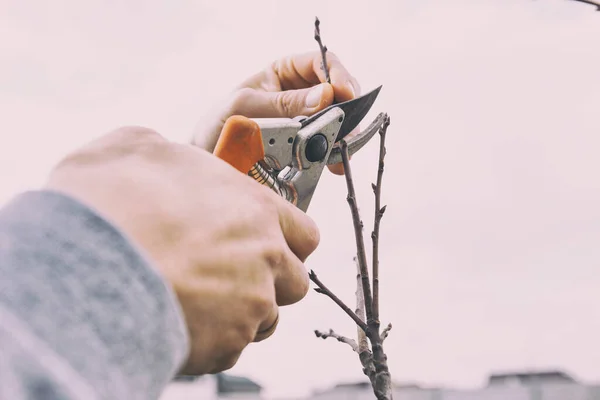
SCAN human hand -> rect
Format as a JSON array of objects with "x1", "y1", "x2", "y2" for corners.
[
  {"x1": 45, "y1": 126, "x2": 320, "y2": 375},
  {"x1": 192, "y1": 51, "x2": 361, "y2": 175}
]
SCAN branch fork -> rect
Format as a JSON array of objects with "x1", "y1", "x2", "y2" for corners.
[{"x1": 309, "y1": 20, "x2": 394, "y2": 399}]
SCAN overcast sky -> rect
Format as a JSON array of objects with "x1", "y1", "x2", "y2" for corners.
[{"x1": 1, "y1": 0, "x2": 599, "y2": 398}]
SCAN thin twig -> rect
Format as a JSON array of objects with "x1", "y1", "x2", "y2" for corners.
[
  {"x1": 354, "y1": 257, "x2": 369, "y2": 351},
  {"x1": 371, "y1": 115, "x2": 391, "y2": 325},
  {"x1": 309, "y1": 270, "x2": 368, "y2": 332},
  {"x1": 355, "y1": 257, "x2": 376, "y2": 382},
  {"x1": 314, "y1": 17, "x2": 331, "y2": 83},
  {"x1": 569, "y1": 0, "x2": 600, "y2": 11},
  {"x1": 315, "y1": 329, "x2": 359, "y2": 352},
  {"x1": 309, "y1": 16, "x2": 394, "y2": 400},
  {"x1": 340, "y1": 140, "x2": 374, "y2": 326},
  {"x1": 380, "y1": 323, "x2": 392, "y2": 342}
]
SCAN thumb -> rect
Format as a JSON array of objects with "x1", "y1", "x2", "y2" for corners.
[
  {"x1": 231, "y1": 83, "x2": 335, "y2": 119},
  {"x1": 191, "y1": 83, "x2": 335, "y2": 153},
  {"x1": 276, "y1": 82, "x2": 335, "y2": 117}
]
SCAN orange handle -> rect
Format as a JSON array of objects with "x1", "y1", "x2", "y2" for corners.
[{"x1": 213, "y1": 115, "x2": 265, "y2": 173}]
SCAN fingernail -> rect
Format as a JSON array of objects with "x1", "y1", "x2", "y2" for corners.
[{"x1": 306, "y1": 84, "x2": 324, "y2": 108}]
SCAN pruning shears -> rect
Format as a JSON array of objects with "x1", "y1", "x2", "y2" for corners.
[{"x1": 213, "y1": 85, "x2": 383, "y2": 212}]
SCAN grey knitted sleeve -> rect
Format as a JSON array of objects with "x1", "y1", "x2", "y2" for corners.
[{"x1": 0, "y1": 190, "x2": 190, "y2": 400}]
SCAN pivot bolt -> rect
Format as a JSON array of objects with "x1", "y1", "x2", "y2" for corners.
[{"x1": 305, "y1": 134, "x2": 328, "y2": 162}]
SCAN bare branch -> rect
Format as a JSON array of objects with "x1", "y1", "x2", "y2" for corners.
[
  {"x1": 380, "y1": 323, "x2": 392, "y2": 342},
  {"x1": 340, "y1": 140, "x2": 374, "y2": 326},
  {"x1": 371, "y1": 115, "x2": 390, "y2": 325},
  {"x1": 309, "y1": 270, "x2": 368, "y2": 332},
  {"x1": 314, "y1": 17, "x2": 331, "y2": 83},
  {"x1": 308, "y1": 17, "x2": 393, "y2": 400},
  {"x1": 354, "y1": 256, "x2": 369, "y2": 352},
  {"x1": 315, "y1": 329, "x2": 359, "y2": 352},
  {"x1": 354, "y1": 256, "x2": 377, "y2": 383},
  {"x1": 569, "y1": 0, "x2": 600, "y2": 11}
]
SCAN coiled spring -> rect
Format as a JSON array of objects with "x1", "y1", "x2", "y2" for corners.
[{"x1": 248, "y1": 163, "x2": 292, "y2": 202}]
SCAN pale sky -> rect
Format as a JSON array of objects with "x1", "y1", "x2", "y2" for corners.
[{"x1": 1, "y1": 0, "x2": 600, "y2": 398}]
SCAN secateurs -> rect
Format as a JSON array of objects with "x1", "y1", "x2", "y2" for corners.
[{"x1": 213, "y1": 85, "x2": 384, "y2": 212}]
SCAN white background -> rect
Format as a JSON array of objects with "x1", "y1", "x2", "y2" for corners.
[{"x1": 1, "y1": 0, "x2": 599, "y2": 398}]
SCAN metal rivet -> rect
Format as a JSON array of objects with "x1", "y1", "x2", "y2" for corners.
[{"x1": 305, "y1": 134, "x2": 328, "y2": 162}]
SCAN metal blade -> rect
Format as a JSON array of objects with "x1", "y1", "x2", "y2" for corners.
[
  {"x1": 300, "y1": 85, "x2": 382, "y2": 142},
  {"x1": 327, "y1": 112, "x2": 387, "y2": 165}
]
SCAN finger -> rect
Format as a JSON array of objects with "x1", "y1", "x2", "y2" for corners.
[
  {"x1": 227, "y1": 84, "x2": 335, "y2": 119},
  {"x1": 327, "y1": 162, "x2": 345, "y2": 175},
  {"x1": 284, "y1": 52, "x2": 361, "y2": 176},
  {"x1": 191, "y1": 83, "x2": 335, "y2": 153},
  {"x1": 263, "y1": 193, "x2": 320, "y2": 305},
  {"x1": 275, "y1": 197, "x2": 320, "y2": 262},
  {"x1": 254, "y1": 307, "x2": 279, "y2": 342},
  {"x1": 272, "y1": 52, "x2": 361, "y2": 103},
  {"x1": 271, "y1": 245, "x2": 311, "y2": 306},
  {"x1": 326, "y1": 125, "x2": 360, "y2": 175},
  {"x1": 277, "y1": 216, "x2": 317, "y2": 305},
  {"x1": 94, "y1": 125, "x2": 168, "y2": 153}
]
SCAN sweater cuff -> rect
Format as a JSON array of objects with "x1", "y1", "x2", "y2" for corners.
[{"x1": 0, "y1": 190, "x2": 190, "y2": 399}]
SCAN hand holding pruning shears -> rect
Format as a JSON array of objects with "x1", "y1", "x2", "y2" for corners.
[
  {"x1": 45, "y1": 51, "x2": 383, "y2": 379},
  {"x1": 193, "y1": 51, "x2": 383, "y2": 212}
]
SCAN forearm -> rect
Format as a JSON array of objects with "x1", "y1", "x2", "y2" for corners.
[{"x1": 0, "y1": 190, "x2": 190, "y2": 400}]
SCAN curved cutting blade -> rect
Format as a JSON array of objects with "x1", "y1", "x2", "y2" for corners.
[
  {"x1": 327, "y1": 112, "x2": 388, "y2": 165},
  {"x1": 300, "y1": 85, "x2": 382, "y2": 142}
]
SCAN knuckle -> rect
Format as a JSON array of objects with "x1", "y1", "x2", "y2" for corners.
[
  {"x1": 229, "y1": 87, "x2": 255, "y2": 114},
  {"x1": 270, "y1": 58, "x2": 282, "y2": 77},
  {"x1": 253, "y1": 292, "x2": 275, "y2": 319},
  {"x1": 51, "y1": 126, "x2": 163, "y2": 171},
  {"x1": 101, "y1": 126, "x2": 167, "y2": 155},
  {"x1": 109, "y1": 125, "x2": 163, "y2": 141},
  {"x1": 273, "y1": 91, "x2": 294, "y2": 117},
  {"x1": 323, "y1": 51, "x2": 340, "y2": 70},
  {"x1": 262, "y1": 242, "x2": 288, "y2": 269}
]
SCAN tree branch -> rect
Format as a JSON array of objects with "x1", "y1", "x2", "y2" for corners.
[
  {"x1": 380, "y1": 323, "x2": 392, "y2": 343},
  {"x1": 309, "y1": 17, "x2": 393, "y2": 400},
  {"x1": 309, "y1": 270, "x2": 368, "y2": 332},
  {"x1": 354, "y1": 257, "x2": 369, "y2": 351},
  {"x1": 314, "y1": 17, "x2": 331, "y2": 83},
  {"x1": 340, "y1": 140, "x2": 374, "y2": 327},
  {"x1": 569, "y1": 0, "x2": 600, "y2": 11},
  {"x1": 371, "y1": 115, "x2": 390, "y2": 325},
  {"x1": 355, "y1": 256, "x2": 376, "y2": 382},
  {"x1": 315, "y1": 329, "x2": 358, "y2": 352}
]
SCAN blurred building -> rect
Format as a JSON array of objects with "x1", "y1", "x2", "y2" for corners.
[
  {"x1": 302, "y1": 370, "x2": 600, "y2": 400},
  {"x1": 160, "y1": 373, "x2": 263, "y2": 400},
  {"x1": 159, "y1": 369, "x2": 600, "y2": 400}
]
